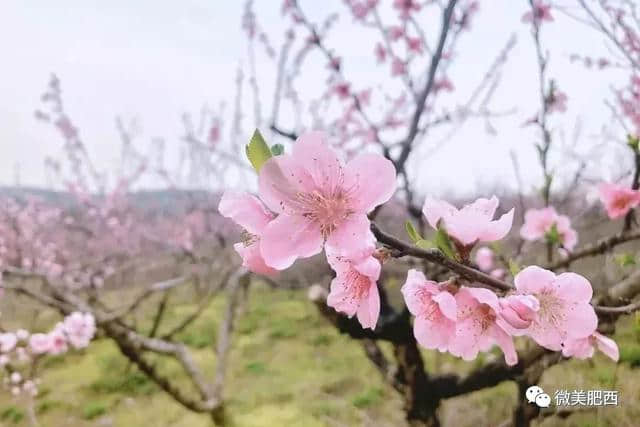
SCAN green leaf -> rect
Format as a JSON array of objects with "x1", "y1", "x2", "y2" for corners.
[
  {"x1": 245, "y1": 129, "x2": 272, "y2": 172},
  {"x1": 405, "y1": 221, "x2": 422, "y2": 243},
  {"x1": 416, "y1": 239, "x2": 434, "y2": 250},
  {"x1": 616, "y1": 253, "x2": 636, "y2": 268},
  {"x1": 508, "y1": 259, "x2": 521, "y2": 276},
  {"x1": 628, "y1": 134, "x2": 639, "y2": 152},
  {"x1": 544, "y1": 223, "x2": 560, "y2": 246},
  {"x1": 271, "y1": 143, "x2": 285, "y2": 156},
  {"x1": 435, "y1": 224, "x2": 458, "y2": 261}
]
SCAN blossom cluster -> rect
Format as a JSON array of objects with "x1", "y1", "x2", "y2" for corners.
[
  {"x1": 0, "y1": 312, "x2": 96, "y2": 397},
  {"x1": 221, "y1": 132, "x2": 619, "y2": 367}
]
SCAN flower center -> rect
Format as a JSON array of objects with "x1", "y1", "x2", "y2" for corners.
[
  {"x1": 344, "y1": 269, "x2": 370, "y2": 300},
  {"x1": 536, "y1": 291, "x2": 565, "y2": 330},
  {"x1": 613, "y1": 194, "x2": 634, "y2": 211},
  {"x1": 296, "y1": 189, "x2": 353, "y2": 239}
]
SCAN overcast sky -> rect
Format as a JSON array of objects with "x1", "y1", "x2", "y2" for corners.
[{"x1": 0, "y1": 0, "x2": 630, "y2": 197}]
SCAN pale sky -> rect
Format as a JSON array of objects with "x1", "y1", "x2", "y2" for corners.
[{"x1": 0, "y1": 0, "x2": 631, "y2": 197}]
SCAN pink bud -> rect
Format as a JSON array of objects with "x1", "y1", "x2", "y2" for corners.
[{"x1": 499, "y1": 294, "x2": 539, "y2": 329}]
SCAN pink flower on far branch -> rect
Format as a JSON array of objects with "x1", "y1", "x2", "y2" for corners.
[
  {"x1": 513, "y1": 266, "x2": 598, "y2": 351},
  {"x1": 422, "y1": 196, "x2": 514, "y2": 246},
  {"x1": 520, "y1": 207, "x2": 578, "y2": 251},
  {"x1": 62, "y1": 312, "x2": 96, "y2": 349},
  {"x1": 474, "y1": 247, "x2": 494, "y2": 271},
  {"x1": 219, "y1": 191, "x2": 278, "y2": 276},
  {"x1": 29, "y1": 333, "x2": 53, "y2": 355},
  {"x1": 326, "y1": 245, "x2": 381, "y2": 330},
  {"x1": 391, "y1": 57, "x2": 406, "y2": 76},
  {"x1": 522, "y1": 1, "x2": 553, "y2": 24},
  {"x1": 562, "y1": 332, "x2": 619, "y2": 362},
  {"x1": 401, "y1": 270, "x2": 457, "y2": 351},
  {"x1": 258, "y1": 131, "x2": 396, "y2": 269},
  {"x1": 0, "y1": 333, "x2": 17, "y2": 353},
  {"x1": 547, "y1": 90, "x2": 567, "y2": 113},
  {"x1": 449, "y1": 287, "x2": 518, "y2": 366},
  {"x1": 598, "y1": 182, "x2": 640, "y2": 219},
  {"x1": 393, "y1": 0, "x2": 421, "y2": 19}
]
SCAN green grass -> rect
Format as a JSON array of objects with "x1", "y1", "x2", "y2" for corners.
[{"x1": 1, "y1": 285, "x2": 639, "y2": 426}]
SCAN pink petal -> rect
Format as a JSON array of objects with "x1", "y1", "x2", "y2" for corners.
[
  {"x1": 514, "y1": 266, "x2": 556, "y2": 294},
  {"x1": 563, "y1": 303, "x2": 598, "y2": 340},
  {"x1": 354, "y1": 256, "x2": 381, "y2": 281},
  {"x1": 260, "y1": 214, "x2": 323, "y2": 269},
  {"x1": 234, "y1": 242, "x2": 278, "y2": 276},
  {"x1": 219, "y1": 191, "x2": 273, "y2": 234},
  {"x1": 400, "y1": 269, "x2": 438, "y2": 315},
  {"x1": 292, "y1": 131, "x2": 345, "y2": 192},
  {"x1": 555, "y1": 272, "x2": 593, "y2": 303},
  {"x1": 414, "y1": 316, "x2": 453, "y2": 350},
  {"x1": 594, "y1": 332, "x2": 619, "y2": 362},
  {"x1": 344, "y1": 154, "x2": 397, "y2": 213},
  {"x1": 465, "y1": 196, "x2": 499, "y2": 221},
  {"x1": 562, "y1": 337, "x2": 594, "y2": 359},
  {"x1": 433, "y1": 291, "x2": 457, "y2": 321},
  {"x1": 491, "y1": 325, "x2": 518, "y2": 366},
  {"x1": 357, "y1": 281, "x2": 380, "y2": 329},
  {"x1": 327, "y1": 277, "x2": 359, "y2": 317},
  {"x1": 422, "y1": 198, "x2": 458, "y2": 229},
  {"x1": 465, "y1": 287, "x2": 500, "y2": 312},
  {"x1": 258, "y1": 155, "x2": 314, "y2": 214},
  {"x1": 478, "y1": 208, "x2": 514, "y2": 242},
  {"x1": 326, "y1": 214, "x2": 372, "y2": 255}
]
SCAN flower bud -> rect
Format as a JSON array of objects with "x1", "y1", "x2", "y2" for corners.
[{"x1": 499, "y1": 294, "x2": 539, "y2": 329}]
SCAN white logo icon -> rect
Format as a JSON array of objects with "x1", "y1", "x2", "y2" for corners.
[{"x1": 526, "y1": 385, "x2": 551, "y2": 408}]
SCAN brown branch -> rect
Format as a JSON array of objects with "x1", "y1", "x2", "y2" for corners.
[
  {"x1": 546, "y1": 229, "x2": 640, "y2": 270},
  {"x1": 371, "y1": 222, "x2": 513, "y2": 291},
  {"x1": 395, "y1": 0, "x2": 459, "y2": 173}
]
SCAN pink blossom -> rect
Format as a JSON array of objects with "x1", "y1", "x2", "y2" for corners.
[
  {"x1": 598, "y1": 182, "x2": 640, "y2": 219},
  {"x1": 334, "y1": 82, "x2": 351, "y2": 100},
  {"x1": 547, "y1": 90, "x2": 567, "y2": 113},
  {"x1": 388, "y1": 26, "x2": 405, "y2": 41},
  {"x1": 422, "y1": 196, "x2": 514, "y2": 246},
  {"x1": 520, "y1": 207, "x2": 578, "y2": 251},
  {"x1": 391, "y1": 57, "x2": 406, "y2": 76},
  {"x1": 522, "y1": 1, "x2": 553, "y2": 24},
  {"x1": 258, "y1": 131, "x2": 396, "y2": 269},
  {"x1": 29, "y1": 333, "x2": 53, "y2": 355},
  {"x1": 62, "y1": 312, "x2": 96, "y2": 349},
  {"x1": 0, "y1": 333, "x2": 17, "y2": 353},
  {"x1": 401, "y1": 270, "x2": 457, "y2": 351},
  {"x1": 562, "y1": 332, "x2": 619, "y2": 361},
  {"x1": 491, "y1": 268, "x2": 506, "y2": 279},
  {"x1": 434, "y1": 78, "x2": 455, "y2": 93},
  {"x1": 218, "y1": 191, "x2": 278, "y2": 275},
  {"x1": 513, "y1": 266, "x2": 598, "y2": 351},
  {"x1": 498, "y1": 294, "x2": 539, "y2": 330},
  {"x1": 406, "y1": 37, "x2": 423, "y2": 54},
  {"x1": 474, "y1": 247, "x2": 494, "y2": 271},
  {"x1": 374, "y1": 43, "x2": 386, "y2": 63},
  {"x1": 48, "y1": 325, "x2": 68, "y2": 355},
  {"x1": 326, "y1": 245, "x2": 381, "y2": 330},
  {"x1": 449, "y1": 287, "x2": 518, "y2": 365},
  {"x1": 393, "y1": 0, "x2": 421, "y2": 19}
]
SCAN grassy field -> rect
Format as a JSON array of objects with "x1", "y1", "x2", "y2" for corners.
[{"x1": 1, "y1": 284, "x2": 639, "y2": 427}]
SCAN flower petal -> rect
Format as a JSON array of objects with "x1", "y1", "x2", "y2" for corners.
[
  {"x1": 514, "y1": 266, "x2": 556, "y2": 295},
  {"x1": 326, "y1": 214, "x2": 372, "y2": 256},
  {"x1": 555, "y1": 272, "x2": 593, "y2": 303},
  {"x1": 563, "y1": 302, "x2": 598, "y2": 340},
  {"x1": 344, "y1": 153, "x2": 397, "y2": 213},
  {"x1": 260, "y1": 214, "x2": 323, "y2": 269},
  {"x1": 478, "y1": 208, "x2": 514, "y2": 242},
  {"x1": 258, "y1": 155, "x2": 314, "y2": 214},
  {"x1": 433, "y1": 291, "x2": 457, "y2": 321},
  {"x1": 234, "y1": 242, "x2": 278, "y2": 276},
  {"x1": 594, "y1": 332, "x2": 619, "y2": 362},
  {"x1": 422, "y1": 198, "x2": 458, "y2": 229},
  {"x1": 357, "y1": 281, "x2": 380, "y2": 330},
  {"x1": 219, "y1": 191, "x2": 274, "y2": 234},
  {"x1": 292, "y1": 131, "x2": 345, "y2": 192}
]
